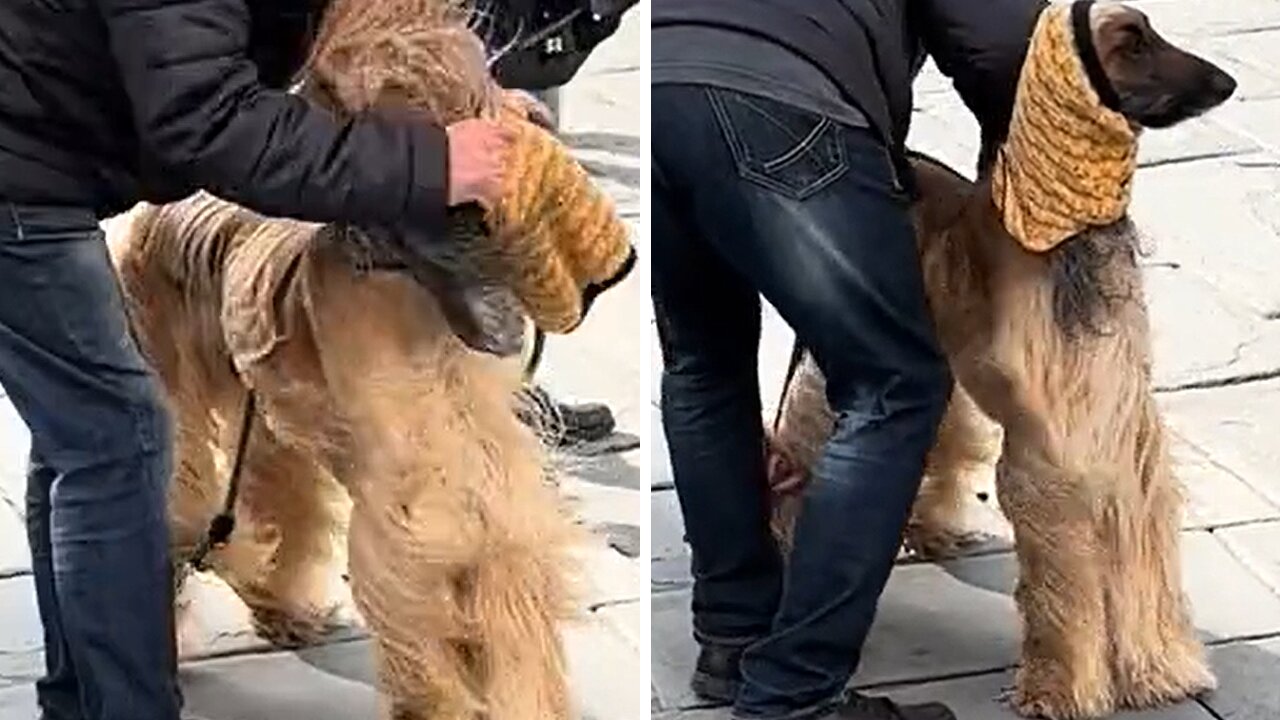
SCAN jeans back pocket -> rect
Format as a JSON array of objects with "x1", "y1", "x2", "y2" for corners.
[{"x1": 706, "y1": 88, "x2": 848, "y2": 200}]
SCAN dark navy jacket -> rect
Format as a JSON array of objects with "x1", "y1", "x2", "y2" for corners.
[{"x1": 0, "y1": 0, "x2": 447, "y2": 230}]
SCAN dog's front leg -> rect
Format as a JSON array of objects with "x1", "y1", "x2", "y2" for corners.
[
  {"x1": 997, "y1": 436, "x2": 1115, "y2": 720},
  {"x1": 346, "y1": 487, "x2": 485, "y2": 720},
  {"x1": 1104, "y1": 398, "x2": 1214, "y2": 709}
]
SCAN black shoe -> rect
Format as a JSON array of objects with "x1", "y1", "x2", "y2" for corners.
[
  {"x1": 690, "y1": 643, "x2": 744, "y2": 705},
  {"x1": 557, "y1": 399, "x2": 615, "y2": 444},
  {"x1": 515, "y1": 384, "x2": 617, "y2": 447},
  {"x1": 832, "y1": 692, "x2": 956, "y2": 720}
]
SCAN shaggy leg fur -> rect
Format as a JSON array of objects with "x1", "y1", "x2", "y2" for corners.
[
  {"x1": 996, "y1": 439, "x2": 1114, "y2": 720},
  {"x1": 298, "y1": 247, "x2": 577, "y2": 720},
  {"x1": 1102, "y1": 400, "x2": 1213, "y2": 709},
  {"x1": 225, "y1": 426, "x2": 350, "y2": 648}
]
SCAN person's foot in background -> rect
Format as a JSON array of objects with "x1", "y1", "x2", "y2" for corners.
[{"x1": 516, "y1": 383, "x2": 616, "y2": 448}]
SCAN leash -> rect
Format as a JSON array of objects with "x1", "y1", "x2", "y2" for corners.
[
  {"x1": 771, "y1": 337, "x2": 806, "y2": 433},
  {"x1": 186, "y1": 390, "x2": 257, "y2": 575},
  {"x1": 523, "y1": 326, "x2": 547, "y2": 382}
]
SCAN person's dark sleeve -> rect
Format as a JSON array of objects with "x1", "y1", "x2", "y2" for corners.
[
  {"x1": 911, "y1": 0, "x2": 1047, "y2": 157},
  {"x1": 96, "y1": 0, "x2": 448, "y2": 233}
]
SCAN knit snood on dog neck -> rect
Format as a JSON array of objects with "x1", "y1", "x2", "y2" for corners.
[{"x1": 991, "y1": 1, "x2": 1137, "y2": 253}]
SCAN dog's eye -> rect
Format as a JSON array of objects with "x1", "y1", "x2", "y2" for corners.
[{"x1": 1118, "y1": 24, "x2": 1148, "y2": 54}]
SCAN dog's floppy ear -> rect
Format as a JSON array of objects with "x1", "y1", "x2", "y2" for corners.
[
  {"x1": 306, "y1": 30, "x2": 494, "y2": 124},
  {"x1": 301, "y1": 0, "x2": 498, "y2": 125}
]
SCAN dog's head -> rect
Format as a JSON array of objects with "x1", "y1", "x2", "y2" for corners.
[
  {"x1": 1087, "y1": 2, "x2": 1236, "y2": 128},
  {"x1": 978, "y1": 2, "x2": 1237, "y2": 172}
]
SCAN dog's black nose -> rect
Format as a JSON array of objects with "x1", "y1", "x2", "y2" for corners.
[
  {"x1": 1209, "y1": 69, "x2": 1238, "y2": 103},
  {"x1": 976, "y1": 492, "x2": 990, "y2": 503}
]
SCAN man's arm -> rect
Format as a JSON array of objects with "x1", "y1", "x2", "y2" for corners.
[
  {"x1": 97, "y1": 0, "x2": 449, "y2": 233},
  {"x1": 911, "y1": 0, "x2": 1047, "y2": 166}
]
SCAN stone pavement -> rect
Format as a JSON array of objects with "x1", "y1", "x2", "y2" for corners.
[
  {"x1": 0, "y1": 7, "x2": 644, "y2": 720},
  {"x1": 651, "y1": 1, "x2": 1280, "y2": 718}
]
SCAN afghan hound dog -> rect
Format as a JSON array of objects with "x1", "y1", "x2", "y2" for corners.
[
  {"x1": 764, "y1": 3, "x2": 1237, "y2": 718},
  {"x1": 104, "y1": 1, "x2": 605, "y2": 718}
]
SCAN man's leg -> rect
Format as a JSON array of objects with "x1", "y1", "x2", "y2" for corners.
[
  {"x1": 653, "y1": 85, "x2": 952, "y2": 718},
  {"x1": 26, "y1": 452, "x2": 84, "y2": 720},
  {"x1": 652, "y1": 159, "x2": 783, "y2": 659},
  {"x1": 0, "y1": 205, "x2": 181, "y2": 720}
]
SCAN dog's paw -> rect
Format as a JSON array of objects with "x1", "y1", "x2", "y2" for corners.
[
  {"x1": 250, "y1": 604, "x2": 348, "y2": 649},
  {"x1": 1010, "y1": 665, "x2": 1114, "y2": 720},
  {"x1": 903, "y1": 523, "x2": 996, "y2": 560},
  {"x1": 1114, "y1": 651, "x2": 1216, "y2": 710},
  {"x1": 1010, "y1": 688, "x2": 1110, "y2": 720}
]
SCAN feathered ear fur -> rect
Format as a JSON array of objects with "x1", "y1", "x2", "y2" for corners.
[{"x1": 303, "y1": 0, "x2": 499, "y2": 124}]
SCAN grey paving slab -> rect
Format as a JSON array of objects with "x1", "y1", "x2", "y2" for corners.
[
  {"x1": 1162, "y1": 378, "x2": 1280, "y2": 510},
  {"x1": 651, "y1": 590, "x2": 703, "y2": 712},
  {"x1": 1216, "y1": 102, "x2": 1280, "y2": 170},
  {"x1": 1130, "y1": 0, "x2": 1280, "y2": 38},
  {"x1": 0, "y1": 398, "x2": 31, "y2": 577},
  {"x1": 856, "y1": 554, "x2": 1021, "y2": 686},
  {"x1": 558, "y1": 447, "x2": 642, "y2": 492},
  {"x1": 883, "y1": 670, "x2": 1216, "y2": 720},
  {"x1": 1216, "y1": 520, "x2": 1280, "y2": 597},
  {"x1": 649, "y1": 321, "x2": 662, "y2": 411},
  {"x1": 175, "y1": 572, "x2": 281, "y2": 661},
  {"x1": 1145, "y1": 266, "x2": 1280, "y2": 392},
  {"x1": 651, "y1": 404, "x2": 671, "y2": 489},
  {"x1": 1130, "y1": 153, "x2": 1280, "y2": 321},
  {"x1": 0, "y1": 576, "x2": 43, "y2": 688},
  {"x1": 0, "y1": 684, "x2": 35, "y2": 718},
  {"x1": 0, "y1": 615, "x2": 645, "y2": 720},
  {"x1": 1172, "y1": 433, "x2": 1280, "y2": 530},
  {"x1": 596, "y1": 599, "x2": 643, "y2": 651},
  {"x1": 179, "y1": 646, "x2": 377, "y2": 720},
  {"x1": 575, "y1": 537, "x2": 643, "y2": 609},
  {"x1": 651, "y1": 489, "x2": 685, "y2": 562},
  {"x1": 562, "y1": 475, "x2": 644, "y2": 534},
  {"x1": 906, "y1": 90, "x2": 982, "y2": 177},
  {"x1": 0, "y1": 509, "x2": 27, "y2": 579},
  {"x1": 756, "y1": 301, "x2": 797, "y2": 421},
  {"x1": 654, "y1": 529, "x2": 1280, "y2": 712},
  {"x1": 1174, "y1": 33, "x2": 1280, "y2": 104},
  {"x1": 1137, "y1": 116, "x2": 1260, "y2": 167},
  {"x1": 0, "y1": 398, "x2": 29, "y2": 517},
  {"x1": 652, "y1": 553, "x2": 1022, "y2": 712},
  {"x1": 1182, "y1": 530, "x2": 1280, "y2": 643},
  {"x1": 537, "y1": 266, "x2": 644, "y2": 442},
  {"x1": 565, "y1": 613, "x2": 649, "y2": 720},
  {"x1": 1201, "y1": 637, "x2": 1280, "y2": 720}
]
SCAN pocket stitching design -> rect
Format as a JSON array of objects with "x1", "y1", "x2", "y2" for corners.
[{"x1": 706, "y1": 88, "x2": 848, "y2": 201}]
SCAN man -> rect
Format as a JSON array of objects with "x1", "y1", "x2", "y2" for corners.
[
  {"x1": 652, "y1": 1, "x2": 1046, "y2": 719},
  {"x1": 0, "y1": 2, "x2": 512, "y2": 719}
]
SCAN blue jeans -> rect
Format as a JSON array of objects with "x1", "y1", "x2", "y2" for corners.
[
  {"x1": 0, "y1": 205, "x2": 181, "y2": 720},
  {"x1": 652, "y1": 85, "x2": 952, "y2": 719}
]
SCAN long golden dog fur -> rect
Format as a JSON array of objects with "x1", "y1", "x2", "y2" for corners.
[
  {"x1": 765, "y1": 5, "x2": 1214, "y2": 719},
  {"x1": 106, "y1": 1, "x2": 594, "y2": 718}
]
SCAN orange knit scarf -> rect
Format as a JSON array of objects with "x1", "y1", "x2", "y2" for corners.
[{"x1": 991, "y1": 2, "x2": 1137, "y2": 253}]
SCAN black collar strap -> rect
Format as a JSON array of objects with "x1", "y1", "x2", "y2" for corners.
[{"x1": 1071, "y1": 0, "x2": 1123, "y2": 113}]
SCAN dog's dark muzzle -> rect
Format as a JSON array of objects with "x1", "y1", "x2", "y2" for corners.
[{"x1": 332, "y1": 206, "x2": 527, "y2": 357}]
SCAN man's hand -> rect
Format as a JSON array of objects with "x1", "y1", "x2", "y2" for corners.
[{"x1": 446, "y1": 118, "x2": 516, "y2": 208}]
